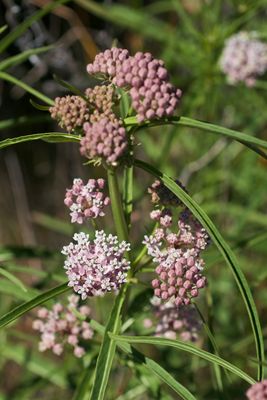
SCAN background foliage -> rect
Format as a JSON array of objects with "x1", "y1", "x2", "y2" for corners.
[{"x1": 0, "y1": 0, "x2": 267, "y2": 399}]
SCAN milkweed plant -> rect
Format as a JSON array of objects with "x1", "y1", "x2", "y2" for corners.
[{"x1": 1, "y1": 26, "x2": 267, "y2": 400}]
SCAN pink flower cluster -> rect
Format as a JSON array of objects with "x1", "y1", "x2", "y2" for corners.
[
  {"x1": 32, "y1": 295, "x2": 93, "y2": 358},
  {"x1": 220, "y1": 31, "x2": 267, "y2": 86},
  {"x1": 62, "y1": 231, "x2": 130, "y2": 299},
  {"x1": 87, "y1": 48, "x2": 182, "y2": 122},
  {"x1": 80, "y1": 117, "x2": 128, "y2": 166},
  {"x1": 246, "y1": 380, "x2": 267, "y2": 399},
  {"x1": 144, "y1": 181, "x2": 209, "y2": 306},
  {"x1": 64, "y1": 178, "x2": 110, "y2": 224},
  {"x1": 144, "y1": 297, "x2": 201, "y2": 342},
  {"x1": 49, "y1": 95, "x2": 90, "y2": 133}
]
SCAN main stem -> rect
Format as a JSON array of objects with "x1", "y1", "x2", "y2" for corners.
[
  {"x1": 107, "y1": 167, "x2": 129, "y2": 245},
  {"x1": 89, "y1": 168, "x2": 132, "y2": 400}
]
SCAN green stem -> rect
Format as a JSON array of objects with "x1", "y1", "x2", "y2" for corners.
[
  {"x1": 88, "y1": 167, "x2": 132, "y2": 400},
  {"x1": 107, "y1": 167, "x2": 129, "y2": 244},
  {"x1": 122, "y1": 165, "x2": 133, "y2": 228}
]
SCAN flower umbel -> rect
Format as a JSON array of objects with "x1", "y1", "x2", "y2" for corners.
[
  {"x1": 62, "y1": 231, "x2": 131, "y2": 299},
  {"x1": 33, "y1": 295, "x2": 93, "y2": 358},
  {"x1": 80, "y1": 116, "x2": 128, "y2": 166},
  {"x1": 49, "y1": 95, "x2": 90, "y2": 133},
  {"x1": 144, "y1": 180, "x2": 209, "y2": 306},
  {"x1": 145, "y1": 296, "x2": 201, "y2": 341},
  {"x1": 87, "y1": 48, "x2": 182, "y2": 122},
  {"x1": 64, "y1": 178, "x2": 110, "y2": 224},
  {"x1": 220, "y1": 31, "x2": 267, "y2": 86}
]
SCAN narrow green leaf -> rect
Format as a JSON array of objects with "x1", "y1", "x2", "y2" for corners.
[
  {"x1": 91, "y1": 320, "x2": 197, "y2": 400},
  {"x1": 0, "y1": 267, "x2": 27, "y2": 292},
  {"x1": 0, "y1": 46, "x2": 53, "y2": 71},
  {"x1": 0, "y1": 282, "x2": 70, "y2": 329},
  {"x1": 111, "y1": 334, "x2": 256, "y2": 385},
  {"x1": 134, "y1": 158, "x2": 265, "y2": 381},
  {"x1": 30, "y1": 99, "x2": 51, "y2": 111},
  {"x1": 53, "y1": 74, "x2": 87, "y2": 99},
  {"x1": 0, "y1": 132, "x2": 80, "y2": 150},
  {"x1": 0, "y1": 71, "x2": 54, "y2": 105},
  {"x1": 0, "y1": 0, "x2": 70, "y2": 54},
  {"x1": 124, "y1": 116, "x2": 267, "y2": 159}
]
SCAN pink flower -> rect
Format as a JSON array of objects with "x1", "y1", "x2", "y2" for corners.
[
  {"x1": 144, "y1": 181, "x2": 209, "y2": 306},
  {"x1": 62, "y1": 231, "x2": 131, "y2": 299},
  {"x1": 147, "y1": 297, "x2": 201, "y2": 342},
  {"x1": 64, "y1": 178, "x2": 110, "y2": 224},
  {"x1": 80, "y1": 116, "x2": 128, "y2": 166},
  {"x1": 49, "y1": 95, "x2": 90, "y2": 133},
  {"x1": 220, "y1": 31, "x2": 267, "y2": 86},
  {"x1": 86, "y1": 48, "x2": 182, "y2": 122},
  {"x1": 33, "y1": 295, "x2": 93, "y2": 358}
]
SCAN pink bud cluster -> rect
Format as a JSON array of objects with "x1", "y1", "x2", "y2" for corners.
[
  {"x1": 62, "y1": 231, "x2": 130, "y2": 299},
  {"x1": 50, "y1": 95, "x2": 90, "y2": 133},
  {"x1": 144, "y1": 297, "x2": 201, "y2": 342},
  {"x1": 246, "y1": 380, "x2": 267, "y2": 399},
  {"x1": 80, "y1": 116, "x2": 128, "y2": 166},
  {"x1": 220, "y1": 31, "x2": 267, "y2": 86},
  {"x1": 64, "y1": 178, "x2": 110, "y2": 224},
  {"x1": 87, "y1": 48, "x2": 182, "y2": 122},
  {"x1": 32, "y1": 295, "x2": 93, "y2": 358},
  {"x1": 144, "y1": 181, "x2": 209, "y2": 306},
  {"x1": 85, "y1": 84, "x2": 117, "y2": 123},
  {"x1": 87, "y1": 48, "x2": 130, "y2": 78}
]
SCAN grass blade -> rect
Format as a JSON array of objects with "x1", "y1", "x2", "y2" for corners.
[
  {"x1": 134, "y1": 158, "x2": 265, "y2": 381},
  {"x1": 0, "y1": 282, "x2": 70, "y2": 329}
]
